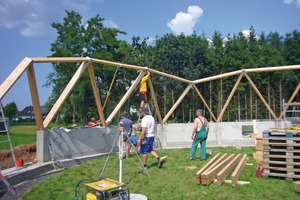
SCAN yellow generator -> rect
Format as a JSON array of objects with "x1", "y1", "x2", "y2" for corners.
[{"x1": 75, "y1": 178, "x2": 129, "y2": 200}]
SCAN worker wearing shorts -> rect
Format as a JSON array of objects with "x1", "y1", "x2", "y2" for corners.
[{"x1": 138, "y1": 108, "x2": 164, "y2": 169}]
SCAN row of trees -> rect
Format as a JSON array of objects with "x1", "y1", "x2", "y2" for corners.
[{"x1": 45, "y1": 11, "x2": 300, "y2": 125}]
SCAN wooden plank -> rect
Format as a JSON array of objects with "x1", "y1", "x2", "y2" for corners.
[
  {"x1": 162, "y1": 84, "x2": 192, "y2": 124},
  {"x1": 193, "y1": 65, "x2": 300, "y2": 85},
  {"x1": 294, "y1": 181, "x2": 300, "y2": 193},
  {"x1": 0, "y1": 57, "x2": 31, "y2": 99},
  {"x1": 201, "y1": 154, "x2": 235, "y2": 185},
  {"x1": 193, "y1": 85, "x2": 217, "y2": 122},
  {"x1": 217, "y1": 154, "x2": 241, "y2": 185},
  {"x1": 245, "y1": 64, "x2": 300, "y2": 73},
  {"x1": 148, "y1": 68, "x2": 191, "y2": 84},
  {"x1": 105, "y1": 70, "x2": 146, "y2": 125},
  {"x1": 214, "y1": 179, "x2": 250, "y2": 186},
  {"x1": 193, "y1": 70, "x2": 242, "y2": 84},
  {"x1": 43, "y1": 62, "x2": 89, "y2": 128},
  {"x1": 87, "y1": 63, "x2": 105, "y2": 125},
  {"x1": 244, "y1": 73, "x2": 278, "y2": 121},
  {"x1": 263, "y1": 172, "x2": 300, "y2": 180},
  {"x1": 216, "y1": 73, "x2": 243, "y2": 122},
  {"x1": 202, "y1": 154, "x2": 229, "y2": 175},
  {"x1": 93, "y1": 58, "x2": 191, "y2": 83},
  {"x1": 31, "y1": 57, "x2": 88, "y2": 63},
  {"x1": 195, "y1": 153, "x2": 221, "y2": 184},
  {"x1": 147, "y1": 77, "x2": 163, "y2": 124},
  {"x1": 231, "y1": 154, "x2": 248, "y2": 186},
  {"x1": 26, "y1": 64, "x2": 44, "y2": 130}
]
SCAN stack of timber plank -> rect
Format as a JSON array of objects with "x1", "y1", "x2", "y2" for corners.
[
  {"x1": 263, "y1": 131, "x2": 300, "y2": 180},
  {"x1": 195, "y1": 153, "x2": 248, "y2": 186},
  {"x1": 253, "y1": 136, "x2": 263, "y2": 162}
]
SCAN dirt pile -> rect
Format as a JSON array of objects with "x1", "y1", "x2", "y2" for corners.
[{"x1": 0, "y1": 143, "x2": 36, "y2": 170}]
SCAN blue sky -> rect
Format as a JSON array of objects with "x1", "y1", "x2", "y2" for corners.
[{"x1": 0, "y1": 0, "x2": 299, "y2": 111}]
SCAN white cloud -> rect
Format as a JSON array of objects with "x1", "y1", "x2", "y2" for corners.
[
  {"x1": 284, "y1": 0, "x2": 293, "y2": 4},
  {"x1": 0, "y1": 0, "x2": 104, "y2": 37},
  {"x1": 283, "y1": 0, "x2": 300, "y2": 6},
  {"x1": 103, "y1": 20, "x2": 118, "y2": 29},
  {"x1": 146, "y1": 37, "x2": 156, "y2": 46},
  {"x1": 242, "y1": 29, "x2": 259, "y2": 40},
  {"x1": 167, "y1": 5, "x2": 203, "y2": 35}
]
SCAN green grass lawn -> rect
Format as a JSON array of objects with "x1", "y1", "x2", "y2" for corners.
[
  {"x1": 0, "y1": 125, "x2": 37, "y2": 150},
  {"x1": 22, "y1": 147, "x2": 299, "y2": 200}
]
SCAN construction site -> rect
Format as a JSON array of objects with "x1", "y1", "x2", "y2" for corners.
[{"x1": 0, "y1": 57, "x2": 300, "y2": 199}]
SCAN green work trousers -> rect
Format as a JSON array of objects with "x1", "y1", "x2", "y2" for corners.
[{"x1": 189, "y1": 130, "x2": 207, "y2": 160}]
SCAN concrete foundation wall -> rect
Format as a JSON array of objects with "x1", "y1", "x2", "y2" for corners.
[
  {"x1": 37, "y1": 121, "x2": 282, "y2": 163},
  {"x1": 37, "y1": 127, "x2": 118, "y2": 162}
]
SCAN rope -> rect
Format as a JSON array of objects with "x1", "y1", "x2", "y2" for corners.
[{"x1": 103, "y1": 67, "x2": 119, "y2": 110}]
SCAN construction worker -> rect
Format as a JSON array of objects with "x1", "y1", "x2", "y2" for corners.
[
  {"x1": 138, "y1": 108, "x2": 164, "y2": 169},
  {"x1": 139, "y1": 70, "x2": 150, "y2": 110},
  {"x1": 188, "y1": 109, "x2": 209, "y2": 161},
  {"x1": 118, "y1": 111, "x2": 133, "y2": 158},
  {"x1": 88, "y1": 117, "x2": 99, "y2": 127}
]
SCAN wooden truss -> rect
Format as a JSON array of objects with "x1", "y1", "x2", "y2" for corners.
[{"x1": 0, "y1": 57, "x2": 299, "y2": 130}]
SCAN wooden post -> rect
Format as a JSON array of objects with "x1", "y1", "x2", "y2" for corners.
[
  {"x1": 43, "y1": 62, "x2": 89, "y2": 128},
  {"x1": 193, "y1": 85, "x2": 217, "y2": 122},
  {"x1": 26, "y1": 64, "x2": 44, "y2": 130},
  {"x1": 87, "y1": 63, "x2": 105, "y2": 126},
  {"x1": 147, "y1": 77, "x2": 163, "y2": 124},
  {"x1": 216, "y1": 154, "x2": 241, "y2": 185},
  {"x1": 105, "y1": 70, "x2": 146, "y2": 125},
  {"x1": 244, "y1": 73, "x2": 278, "y2": 121},
  {"x1": 217, "y1": 73, "x2": 243, "y2": 122},
  {"x1": 231, "y1": 154, "x2": 248, "y2": 186},
  {"x1": 162, "y1": 84, "x2": 193, "y2": 124},
  {"x1": 278, "y1": 83, "x2": 300, "y2": 120},
  {"x1": 0, "y1": 57, "x2": 31, "y2": 99}
]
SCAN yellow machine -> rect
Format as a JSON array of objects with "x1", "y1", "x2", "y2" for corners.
[
  {"x1": 75, "y1": 178, "x2": 129, "y2": 200},
  {"x1": 85, "y1": 178, "x2": 129, "y2": 200},
  {"x1": 74, "y1": 124, "x2": 148, "y2": 200}
]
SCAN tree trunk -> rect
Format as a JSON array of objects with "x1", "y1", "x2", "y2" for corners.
[
  {"x1": 238, "y1": 92, "x2": 241, "y2": 121},
  {"x1": 245, "y1": 94, "x2": 247, "y2": 121},
  {"x1": 250, "y1": 88, "x2": 253, "y2": 120},
  {"x1": 72, "y1": 104, "x2": 76, "y2": 125},
  {"x1": 210, "y1": 81, "x2": 212, "y2": 122},
  {"x1": 171, "y1": 90, "x2": 175, "y2": 119},
  {"x1": 268, "y1": 75, "x2": 271, "y2": 120},
  {"x1": 163, "y1": 85, "x2": 166, "y2": 116}
]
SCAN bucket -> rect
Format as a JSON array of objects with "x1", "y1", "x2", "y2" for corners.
[{"x1": 16, "y1": 159, "x2": 24, "y2": 167}]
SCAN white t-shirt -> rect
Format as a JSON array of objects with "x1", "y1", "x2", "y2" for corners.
[{"x1": 141, "y1": 115, "x2": 155, "y2": 137}]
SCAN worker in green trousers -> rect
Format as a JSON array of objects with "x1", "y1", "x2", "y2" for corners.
[{"x1": 189, "y1": 109, "x2": 209, "y2": 160}]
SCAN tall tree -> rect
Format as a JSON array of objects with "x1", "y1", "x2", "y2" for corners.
[
  {"x1": 3, "y1": 102, "x2": 18, "y2": 119},
  {"x1": 45, "y1": 10, "x2": 124, "y2": 125}
]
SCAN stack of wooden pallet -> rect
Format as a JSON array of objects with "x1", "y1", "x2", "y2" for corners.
[
  {"x1": 195, "y1": 153, "x2": 248, "y2": 186},
  {"x1": 263, "y1": 131, "x2": 300, "y2": 180}
]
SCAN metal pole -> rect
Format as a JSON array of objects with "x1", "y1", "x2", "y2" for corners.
[{"x1": 119, "y1": 131, "x2": 124, "y2": 183}]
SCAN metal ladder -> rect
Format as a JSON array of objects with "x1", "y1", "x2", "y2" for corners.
[{"x1": 0, "y1": 100, "x2": 16, "y2": 169}]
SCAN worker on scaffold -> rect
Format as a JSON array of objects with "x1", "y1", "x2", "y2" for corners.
[{"x1": 139, "y1": 70, "x2": 150, "y2": 111}]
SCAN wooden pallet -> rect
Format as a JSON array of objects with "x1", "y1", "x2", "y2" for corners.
[{"x1": 263, "y1": 136, "x2": 300, "y2": 180}]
